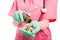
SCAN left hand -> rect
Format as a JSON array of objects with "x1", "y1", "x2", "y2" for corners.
[
  {"x1": 19, "y1": 20, "x2": 41, "y2": 38},
  {"x1": 39, "y1": 19, "x2": 49, "y2": 30}
]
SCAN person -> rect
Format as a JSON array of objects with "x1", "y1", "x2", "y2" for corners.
[{"x1": 8, "y1": 0, "x2": 57, "y2": 40}]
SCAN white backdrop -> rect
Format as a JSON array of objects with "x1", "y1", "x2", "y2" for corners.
[{"x1": 0, "y1": 0, "x2": 60, "y2": 40}]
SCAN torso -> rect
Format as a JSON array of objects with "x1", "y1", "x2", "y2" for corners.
[{"x1": 15, "y1": 0, "x2": 51, "y2": 40}]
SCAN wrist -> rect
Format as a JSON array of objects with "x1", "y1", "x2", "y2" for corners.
[
  {"x1": 39, "y1": 19, "x2": 49, "y2": 30},
  {"x1": 13, "y1": 20, "x2": 21, "y2": 27}
]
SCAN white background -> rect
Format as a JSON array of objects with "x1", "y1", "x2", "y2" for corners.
[{"x1": 0, "y1": 0, "x2": 60, "y2": 40}]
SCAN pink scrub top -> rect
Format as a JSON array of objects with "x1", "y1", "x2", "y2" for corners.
[{"x1": 8, "y1": 0, "x2": 57, "y2": 40}]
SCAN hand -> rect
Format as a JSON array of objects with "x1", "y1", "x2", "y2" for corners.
[
  {"x1": 13, "y1": 10, "x2": 24, "y2": 22},
  {"x1": 19, "y1": 20, "x2": 41, "y2": 38},
  {"x1": 13, "y1": 10, "x2": 31, "y2": 23},
  {"x1": 30, "y1": 20, "x2": 41, "y2": 34},
  {"x1": 13, "y1": 20, "x2": 21, "y2": 27}
]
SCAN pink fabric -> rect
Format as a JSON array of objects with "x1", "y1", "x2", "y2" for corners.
[
  {"x1": 42, "y1": 0, "x2": 57, "y2": 22},
  {"x1": 8, "y1": 0, "x2": 57, "y2": 40}
]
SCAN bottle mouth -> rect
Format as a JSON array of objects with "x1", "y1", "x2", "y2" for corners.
[{"x1": 26, "y1": 18, "x2": 32, "y2": 23}]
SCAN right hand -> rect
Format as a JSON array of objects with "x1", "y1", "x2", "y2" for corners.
[
  {"x1": 13, "y1": 10, "x2": 31, "y2": 23},
  {"x1": 13, "y1": 20, "x2": 21, "y2": 27}
]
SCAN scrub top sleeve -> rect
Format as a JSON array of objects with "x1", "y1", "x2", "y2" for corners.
[
  {"x1": 8, "y1": 0, "x2": 18, "y2": 17},
  {"x1": 43, "y1": 0, "x2": 58, "y2": 22}
]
